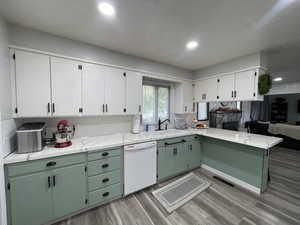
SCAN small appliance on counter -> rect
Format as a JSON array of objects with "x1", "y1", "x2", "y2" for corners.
[
  {"x1": 54, "y1": 120, "x2": 75, "y2": 148},
  {"x1": 131, "y1": 114, "x2": 141, "y2": 134},
  {"x1": 16, "y1": 122, "x2": 46, "y2": 153}
]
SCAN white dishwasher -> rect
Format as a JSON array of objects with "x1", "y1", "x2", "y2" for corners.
[{"x1": 124, "y1": 141, "x2": 157, "y2": 195}]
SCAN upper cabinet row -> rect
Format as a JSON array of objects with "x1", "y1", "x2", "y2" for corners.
[
  {"x1": 11, "y1": 50, "x2": 143, "y2": 118},
  {"x1": 194, "y1": 69, "x2": 264, "y2": 102}
]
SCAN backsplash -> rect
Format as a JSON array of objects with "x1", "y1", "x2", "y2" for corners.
[{"x1": 18, "y1": 116, "x2": 134, "y2": 138}]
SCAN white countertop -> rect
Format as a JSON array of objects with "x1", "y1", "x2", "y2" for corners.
[
  {"x1": 4, "y1": 128, "x2": 282, "y2": 164},
  {"x1": 192, "y1": 128, "x2": 283, "y2": 149}
]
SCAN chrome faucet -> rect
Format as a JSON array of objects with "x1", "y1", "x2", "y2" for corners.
[{"x1": 157, "y1": 118, "x2": 170, "y2": 131}]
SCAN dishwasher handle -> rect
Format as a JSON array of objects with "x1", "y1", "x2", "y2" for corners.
[{"x1": 124, "y1": 142, "x2": 156, "y2": 151}]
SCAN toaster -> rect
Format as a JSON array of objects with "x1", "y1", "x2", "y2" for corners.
[{"x1": 16, "y1": 123, "x2": 46, "y2": 153}]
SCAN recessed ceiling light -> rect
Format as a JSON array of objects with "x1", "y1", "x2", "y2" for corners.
[
  {"x1": 273, "y1": 77, "x2": 283, "y2": 82},
  {"x1": 186, "y1": 41, "x2": 199, "y2": 50},
  {"x1": 98, "y1": 2, "x2": 115, "y2": 16}
]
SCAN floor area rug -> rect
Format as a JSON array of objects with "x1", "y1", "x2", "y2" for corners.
[{"x1": 152, "y1": 173, "x2": 210, "y2": 213}]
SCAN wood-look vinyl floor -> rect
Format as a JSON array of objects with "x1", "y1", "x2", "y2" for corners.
[{"x1": 53, "y1": 147, "x2": 300, "y2": 225}]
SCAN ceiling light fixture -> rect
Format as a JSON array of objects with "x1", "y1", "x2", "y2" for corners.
[
  {"x1": 98, "y1": 2, "x2": 115, "y2": 16},
  {"x1": 273, "y1": 77, "x2": 283, "y2": 82},
  {"x1": 186, "y1": 41, "x2": 199, "y2": 50}
]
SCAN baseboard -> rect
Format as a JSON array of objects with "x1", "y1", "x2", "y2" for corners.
[{"x1": 201, "y1": 164, "x2": 261, "y2": 194}]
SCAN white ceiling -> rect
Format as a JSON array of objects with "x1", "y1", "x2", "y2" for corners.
[{"x1": 1, "y1": 0, "x2": 300, "y2": 70}]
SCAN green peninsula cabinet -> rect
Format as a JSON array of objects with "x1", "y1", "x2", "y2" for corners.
[
  {"x1": 201, "y1": 136, "x2": 270, "y2": 193},
  {"x1": 5, "y1": 153, "x2": 87, "y2": 225},
  {"x1": 157, "y1": 135, "x2": 201, "y2": 181}
]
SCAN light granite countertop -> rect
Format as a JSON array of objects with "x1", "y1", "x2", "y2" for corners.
[{"x1": 4, "y1": 128, "x2": 282, "y2": 164}]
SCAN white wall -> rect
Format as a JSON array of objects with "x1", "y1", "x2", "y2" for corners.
[
  {"x1": 8, "y1": 23, "x2": 193, "y2": 80},
  {"x1": 193, "y1": 53, "x2": 261, "y2": 79},
  {"x1": 0, "y1": 17, "x2": 16, "y2": 225}
]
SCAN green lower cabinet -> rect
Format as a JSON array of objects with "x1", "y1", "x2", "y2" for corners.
[
  {"x1": 186, "y1": 140, "x2": 201, "y2": 169},
  {"x1": 157, "y1": 146, "x2": 170, "y2": 181},
  {"x1": 6, "y1": 154, "x2": 88, "y2": 225},
  {"x1": 9, "y1": 171, "x2": 53, "y2": 225},
  {"x1": 52, "y1": 164, "x2": 87, "y2": 219},
  {"x1": 157, "y1": 136, "x2": 202, "y2": 181}
]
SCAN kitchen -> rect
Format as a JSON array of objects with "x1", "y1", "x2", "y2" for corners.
[{"x1": 1, "y1": 1, "x2": 300, "y2": 225}]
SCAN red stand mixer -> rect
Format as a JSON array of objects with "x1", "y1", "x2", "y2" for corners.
[{"x1": 54, "y1": 120, "x2": 75, "y2": 148}]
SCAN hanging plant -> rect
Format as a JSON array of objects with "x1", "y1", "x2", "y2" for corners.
[{"x1": 258, "y1": 74, "x2": 272, "y2": 95}]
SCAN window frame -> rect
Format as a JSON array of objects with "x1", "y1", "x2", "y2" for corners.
[{"x1": 142, "y1": 84, "x2": 170, "y2": 124}]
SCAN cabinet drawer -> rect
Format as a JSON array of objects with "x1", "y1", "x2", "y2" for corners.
[
  {"x1": 89, "y1": 183, "x2": 122, "y2": 206},
  {"x1": 88, "y1": 148, "x2": 121, "y2": 161},
  {"x1": 185, "y1": 135, "x2": 200, "y2": 142},
  {"x1": 7, "y1": 153, "x2": 85, "y2": 177},
  {"x1": 157, "y1": 135, "x2": 200, "y2": 147},
  {"x1": 157, "y1": 136, "x2": 188, "y2": 147},
  {"x1": 88, "y1": 156, "x2": 121, "y2": 176},
  {"x1": 88, "y1": 169, "x2": 121, "y2": 191}
]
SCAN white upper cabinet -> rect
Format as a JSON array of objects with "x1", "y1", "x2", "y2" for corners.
[
  {"x1": 204, "y1": 78, "x2": 219, "y2": 102},
  {"x1": 104, "y1": 67, "x2": 126, "y2": 115},
  {"x1": 194, "y1": 77, "x2": 218, "y2": 102},
  {"x1": 218, "y1": 73, "x2": 235, "y2": 101},
  {"x1": 125, "y1": 71, "x2": 143, "y2": 114},
  {"x1": 82, "y1": 63, "x2": 106, "y2": 116},
  {"x1": 51, "y1": 57, "x2": 82, "y2": 116},
  {"x1": 194, "y1": 68, "x2": 263, "y2": 103},
  {"x1": 175, "y1": 81, "x2": 195, "y2": 113},
  {"x1": 14, "y1": 50, "x2": 51, "y2": 117},
  {"x1": 235, "y1": 70, "x2": 257, "y2": 101}
]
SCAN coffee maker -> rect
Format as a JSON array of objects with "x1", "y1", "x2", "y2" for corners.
[{"x1": 54, "y1": 120, "x2": 75, "y2": 148}]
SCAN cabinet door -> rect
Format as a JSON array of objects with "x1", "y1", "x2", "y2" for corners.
[
  {"x1": 105, "y1": 67, "x2": 126, "y2": 114},
  {"x1": 235, "y1": 70, "x2": 256, "y2": 101},
  {"x1": 82, "y1": 63, "x2": 106, "y2": 115},
  {"x1": 51, "y1": 57, "x2": 82, "y2": 116},
  {"x1": 126, "y1": 71, "x2": 143, "y2": 114},
  {"x1": 52, "y1": 164, "x2": 87, "y2": 219},
  {"x1": 205, "y1": 78, "x2": 219, "y2": 102},
  {"x1": 14, "y1": 50, "x2": 51, "y2": 117},
  {"x1": 187, "y1": 141, "x2": 201, "y2": 169},
  {"x1": 218, "y1": 74, "x2": 235, "y2": 101},
  {"x1": 157, "y1": 146, "x2": 173, "y2": 181},
  {"x1": 176, "y1": 143, "x2": 189, "y2": 174},
  {"x1": 194, "y1": 78, "x2": 218, "y2": 102},
  {"x1": 9, "y1": 172, "x2": 53, "y2": 225}
]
